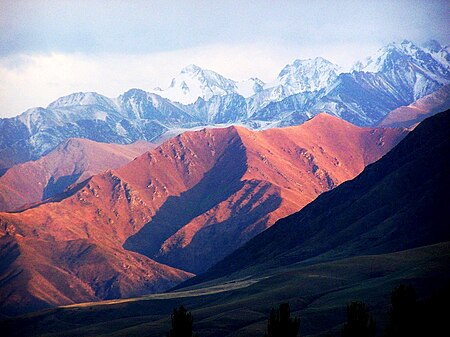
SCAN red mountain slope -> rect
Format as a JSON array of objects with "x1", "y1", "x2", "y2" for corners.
[
  {"x1": 0, "y1": 138, "x2": 155, "y2": 212},
  {"x1": 130, "y1": 114, "x2": 406, "y2": 272},
  {"x1": 378, "y1": 85, "x2": 450, "y2": 128},
  {"x1": 0, "y1": 114, "x2": 406, "y2": 315}
]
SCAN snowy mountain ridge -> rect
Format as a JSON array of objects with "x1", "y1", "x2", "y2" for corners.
[
  {"x1": 152, "y1": 64, "x2": 267, "y2": 105},
  {"x1": 153, "y1": 57, "x2": 340, "y2": 105},
  {"x1": 352, "y1": 40, "x2": 449, "y2": 77},
  {"x1": 1, "y1": 39, "x2": 449, "y2": 169}
]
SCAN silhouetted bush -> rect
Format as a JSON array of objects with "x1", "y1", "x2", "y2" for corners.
[
  {"x1": 263, "y1": 302, "x2": 300, "y2": 337},
  {"x1": 417, "y1": 281, "x2": 450, "y2": 337},
  {"x1": 385, "y1": 284, "x2": 418, "y2": 337},
  {"x1": 167, "y1": 305, "x2": 198, "y2": 337},
  {"x1": 341, "y1": 301, "x2": 375, "y2": 337}
]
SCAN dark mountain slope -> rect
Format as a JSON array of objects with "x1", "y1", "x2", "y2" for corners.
[{"x1": 182, "y1": 109, "x2": 450, "y2": 287}]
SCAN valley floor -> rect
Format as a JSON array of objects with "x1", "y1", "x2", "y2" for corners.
[{"x1": 3, "y1": 241, "x2": 449, "y2": 337}]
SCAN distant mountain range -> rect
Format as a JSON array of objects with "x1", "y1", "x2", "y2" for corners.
[
  {"x1": 1, "y1": 39, "x2": 449, "y2": 170},
  {"x1": 0, "y1": 114, "x2": 405, "y2": 315}
]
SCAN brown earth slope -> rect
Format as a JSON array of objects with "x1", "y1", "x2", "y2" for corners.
[
  {"x1": 0, "y1": 138, "x2": 155, "y2": 212},
  {"x1": 0, "y1": 114, "x2": 406, "y2": 315}
]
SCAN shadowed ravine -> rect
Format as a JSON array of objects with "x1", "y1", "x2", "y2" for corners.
[{"x1": 43, "y1": 173, "x2": 83, "y2": 200}]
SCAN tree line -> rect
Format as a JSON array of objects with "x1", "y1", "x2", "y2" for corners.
[{"x1": 167, "y1": 284, "x2": 445, "y2": 337}]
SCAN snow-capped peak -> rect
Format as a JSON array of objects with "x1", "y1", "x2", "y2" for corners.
[
  {"x1": 422, "y1": 40, "x2": 450, "y2": 69},
  {"x1": 180, "y1": 64, "x2": 203, "y2": 75},
  {"x1": 119, "y1": 88, "x2": 166, "y2": 110},
  {"x1": 152, "y1": 64, "x2": 237, "y2": 105},
  {"x1": 273, "y1": 57, "x2": 340, "y2": 93},
  {"x1": 352, "y1": 43, "x2": 403, "y2": 73},
  {"x1": 352, "y1": 40, "x2": 450, "y2": 76},
  {"x1": 352, "y1": 40, "x2": 442, "y2": 71}
]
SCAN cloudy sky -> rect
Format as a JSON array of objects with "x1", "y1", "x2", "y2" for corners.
[{"x1": 0, "y1": 0, "x2": 448, "y2": 117}]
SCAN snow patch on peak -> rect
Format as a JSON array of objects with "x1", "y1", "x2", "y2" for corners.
[
  {"x1": 235, "y1": 78, "x2": 265, "y2": 98},
  {"x1": 47, "y1": 92, "x2": 114, "y2": 109},
  {"x1": 399, "y1": 39, "x2": 416, "y2": 48}
]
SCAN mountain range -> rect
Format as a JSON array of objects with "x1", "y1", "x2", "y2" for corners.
[
  {"x1": 0, "y1": 114, "x2": 406, "y2": 315},
  {"x1": 2, "y1": 109, "x2": 448, "y2": 337},
  {"x1": 0, "y1": 37, "x2": 449, "y2": 328},
  {"x1": 1, "y1": 39, "x2": 448, "y2": 171}
]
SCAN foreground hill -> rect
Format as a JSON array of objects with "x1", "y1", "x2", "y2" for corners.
[
  {"x1": 0, "y1": 139, "x2": 155, "y2": 212},
  {"x1": 183, "y1": 109, "x2": 450, "y2": 287},
  {"x1": 0, "y1": 115, "x2": 405, "y2": 315}
]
